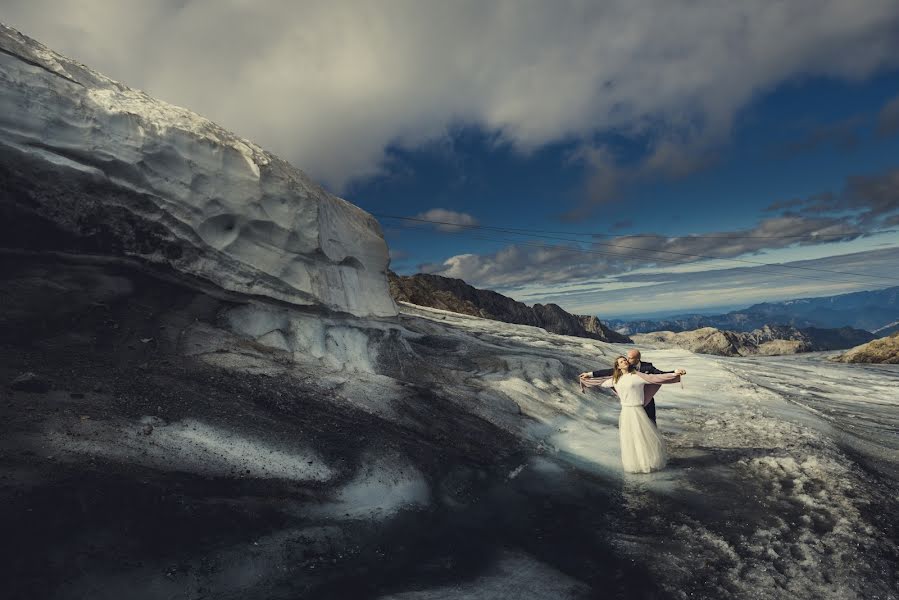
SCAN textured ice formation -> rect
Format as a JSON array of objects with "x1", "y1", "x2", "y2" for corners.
[
  {"x1": 223, "y1": 303, "x2": 386, "y2": 373},
  {"x1": 0, "y1": 23, "x2": 395, "y2": 318}
]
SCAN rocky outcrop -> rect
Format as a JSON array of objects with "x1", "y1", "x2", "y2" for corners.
[
  {"x1": 0, "y1": 23, "x2": 395, "y2": 318},
  {"x1": 577, "y1": 315, "x2": 629, "y2": 343},
  {"x1": 632, "y1": 325, "x2": 875, "y2": 356},
  {"x1": 835, "y1": 332, "x2": 899, "y2": 364},
  {"x1": 388, "y1": 271, "x2": 630, "y2": 343}
]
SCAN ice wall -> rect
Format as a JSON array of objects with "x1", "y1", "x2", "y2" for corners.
[{"x1": 0, "y1": 23, "x2": 396, "y2": 318}]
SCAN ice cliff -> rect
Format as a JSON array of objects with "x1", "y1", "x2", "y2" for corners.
[{"x1": 0, "y1": 23, "x2": 395, "y2": 318}]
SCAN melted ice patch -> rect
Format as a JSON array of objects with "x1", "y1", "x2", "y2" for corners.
[{"x1": 311, "y1": 455, "x2": 430, "y2": 520}]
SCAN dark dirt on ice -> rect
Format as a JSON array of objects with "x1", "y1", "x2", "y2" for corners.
[{"x1": 1, "y1": 255, "x2": 662, "y2": 599}]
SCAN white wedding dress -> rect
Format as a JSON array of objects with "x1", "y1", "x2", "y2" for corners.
[{"x1": 601, "y1": 372, "x2": 668, "y2": 473}]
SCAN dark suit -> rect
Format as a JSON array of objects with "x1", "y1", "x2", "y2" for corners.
[{"x1": 590, "y1": 361, "x2": 673, "y2": 425}]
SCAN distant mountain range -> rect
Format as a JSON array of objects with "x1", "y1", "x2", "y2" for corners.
[
  {"x1": 608, "y1": 286, "x2": 899, "y2": 335},
  {"x1": 633, "y1": 325, "x2": 876, "y2": 357},
  {"x1": 388, "y1": 272, "x2": 631, "y2": 343}
]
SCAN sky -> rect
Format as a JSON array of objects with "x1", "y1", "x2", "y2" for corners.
[{"x1": 5, "y1": 0, "x2": 899, "y2": 319}]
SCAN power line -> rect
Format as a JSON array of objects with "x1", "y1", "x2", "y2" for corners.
[
  {"x1": 375, "y1": 214, "x2": 899, "y2": 285},
  {"x1": 444, "y1": 230, "x2": 899, "y2": 289}
]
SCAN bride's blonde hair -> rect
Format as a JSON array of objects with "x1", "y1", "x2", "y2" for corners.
[{"x1": 612, "y1": 355, "x2": 633, "y2": 384}]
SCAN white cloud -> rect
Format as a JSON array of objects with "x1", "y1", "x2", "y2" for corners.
[
  {"x1": 524, "y1": 245, "x2": 899, "y2": 318},
  {"x1": 417, "y1": 214, "x2": 882, "y2": 290},
  {"x1": 411, "y1": 208, "x2": 479, "y2": 232},
  {"x1": 412, "y1": 226, "x2": 899, "y2": 317},
  {"x1": 4, "y1": 0, "x2": 899, "y2": 191}
]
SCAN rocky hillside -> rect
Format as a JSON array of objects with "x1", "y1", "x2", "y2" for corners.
[
  {"x1": 836, "y1": 331, "x2": 899, "y2": 364},
  {"x1": 388, "y1": 271, "x2": 631, "y2": 343},
  {"x1": 632, "y1": 325, "x2": 876, "y2": 357}
]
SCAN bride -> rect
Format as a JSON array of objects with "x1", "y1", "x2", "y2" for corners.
[{"x1": 579, "y1": 356, "x2": 686, "y2": 473}]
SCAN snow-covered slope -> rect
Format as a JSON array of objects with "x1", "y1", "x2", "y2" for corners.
[
  {"x1": 874, "y1": 319, "x2": 899, "y2": 337},
  {"x1": 0, "y1": 23, "x2": 395, "y2": 318}
]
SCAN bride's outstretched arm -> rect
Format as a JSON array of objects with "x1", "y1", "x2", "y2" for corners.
[
  {"x1": 638, "y1": 369, "x2": 685, "y2": 384},
  {"x1": 579, "y1": 374, "x2": 615, "y2": 393}
]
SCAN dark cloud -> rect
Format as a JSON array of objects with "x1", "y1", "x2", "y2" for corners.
[
  {"x1": 878, "y1": 94, "x2": 899, "y2": 137},
  {"x1": 764, "y1": 196, "x2": 818, "y2": 213},
  {"x1": 562, "y1": 139, "x2": 718, "y2": 218},
  {"x1": 600, "y1": 215, "x2": 864, "y2": 262},
  {"x1": 777, "y1": 116, "x2": 865, "y2": 157},
  {"x1": 844, "y1": 168, "x2": 899, "y2": 224},
  {"x1": 611, "y1": 219, "x2": 634, "y2": 231},
  {"x1": 767, "y1": 166, "x2": 899, "y2": 226}
]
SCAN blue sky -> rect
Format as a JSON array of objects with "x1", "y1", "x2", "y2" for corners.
[
  {"x1": 349, "y1": 70, "x2": 899, "y2": 257},
  {"x1": 346, "y1": 71, "x2": 899, "y2": 317},
  {"x1": 5, "y1": 1, "x2": 899, "y2": 319}
]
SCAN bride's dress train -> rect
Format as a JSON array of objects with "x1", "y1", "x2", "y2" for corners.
[{"x1": 619, "y1": 405, "x2": 667, "y2": 473}]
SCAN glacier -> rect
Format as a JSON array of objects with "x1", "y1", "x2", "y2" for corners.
[
  {"x1": 0, "y1": 23, "x2": 395, "y2": 318},
  {"x1": 7, "y1": 293, "x2": 896, "y2": 599}
]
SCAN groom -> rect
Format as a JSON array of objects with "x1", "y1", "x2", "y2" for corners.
[{"x1": 580, "y1": 349, "x2": 674, "y2": 425}]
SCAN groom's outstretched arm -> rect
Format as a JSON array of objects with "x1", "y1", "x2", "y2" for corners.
[
  {"x1": 591, "y1": 367, "x2": 614, "y2": 377},
  {"x1": 644, "y1": 362, "x2": 674, "y2": 375}
]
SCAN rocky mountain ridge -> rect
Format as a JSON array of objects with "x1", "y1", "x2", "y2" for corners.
[{"x1": 387, "y1": 271, "x2": 631, "y2": 343}]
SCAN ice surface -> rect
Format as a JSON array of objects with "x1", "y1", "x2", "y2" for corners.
[
  {"x1": 387, "y1": 304, "x2": 899, "y2": 599},
  {"x1": 0, "y1": 23, "x2": 395, "y2": 317},
  {"x1": 21, "y1": 297, "x2": 899, "y2": 597}
]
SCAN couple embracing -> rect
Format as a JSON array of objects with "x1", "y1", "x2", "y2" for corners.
[{"x1": 579, "y1": 349, "x2": 686, "y2": 474}]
